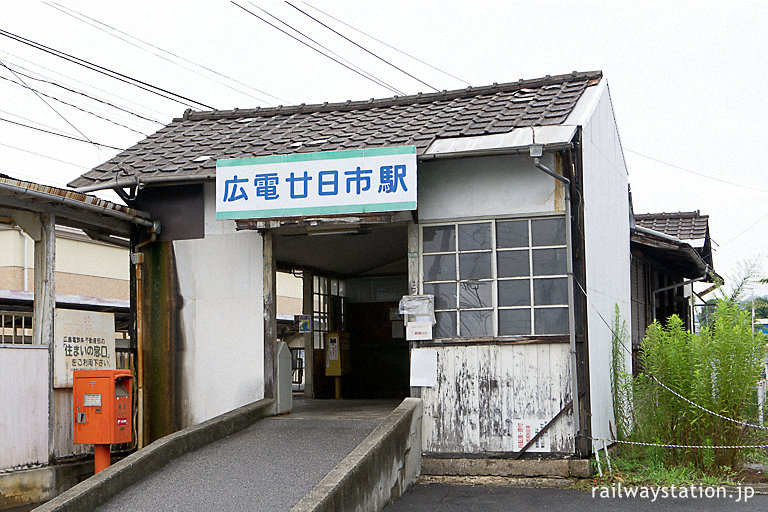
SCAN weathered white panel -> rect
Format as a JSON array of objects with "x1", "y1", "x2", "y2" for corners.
[
  {"x1": 417, "y1": 154, "x2": 563, "y2": 222},
  {"x1": 421, "y1": 343, "x2": 573, "y2": 454},
  {"x1": 53, "y1": 388, "x2": 88, "y2": 459},
  {"x1": 173, "y1": 183, "x2": 265, "y2": 427},
  {"x1": 0, "y1": 346, "x2": 49, "y2": 469},
  {"x1": 580, "y1": 81, "x2": 633, "y2": 446},
  {"x1": 424, "y1": 125, "x2": 577, "y2": 156}
]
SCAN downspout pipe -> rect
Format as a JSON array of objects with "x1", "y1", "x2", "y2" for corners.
[{"x1": 531, "y1": 150, "x2": 582, "y2": 455}]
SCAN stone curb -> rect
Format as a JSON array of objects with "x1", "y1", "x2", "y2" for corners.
[
  {"x1": 291, "y1": 397, "x2": 423, "y2": 512},
  {"x1": 35, "y1": 398, "x2": 275, "y2": 511}
]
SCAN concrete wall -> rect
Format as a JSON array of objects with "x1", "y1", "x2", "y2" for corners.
[
  {"x1": 579, "y1": 81, "x2": 632, "y2": 446},
  {"x1": 292, "y1": 398, "x2": 422, "y2": 512},
  {"x1": 417, "y1": 153, "x2": 562, "y2": 221},
  {"x1": 420, "y1": 344, "x2": 573, "y2": 454},
  {"x1": 173, "y1": 183, "x2": 265, "y2": 427},
  {"x1": 0, "y1": 345, "x2": 48, "y2": 469}
]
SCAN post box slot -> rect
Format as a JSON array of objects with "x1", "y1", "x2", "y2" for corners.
[{"x1": 115, "y1": 382, "x2": 129, "y2": 398}]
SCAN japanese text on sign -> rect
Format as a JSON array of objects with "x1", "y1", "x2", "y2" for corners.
[
  {"x1": 53, "y1": 309, "x2": 116, "y2": 388},
  {"x1": 216, "y1": 146, "x2": 417, "y2": 219}
]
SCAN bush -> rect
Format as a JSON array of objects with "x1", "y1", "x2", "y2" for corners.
[{"x1": 627, "y1": 300, "x2": 766, "y2": 472}]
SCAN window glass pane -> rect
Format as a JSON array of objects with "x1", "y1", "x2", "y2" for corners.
[
  {"x1": 330, "y1": 279, "x2": 338, "y2": 295},
  {"x1": 459, "y1": 310, "x2": 492, "y2": 337},
  {"x1": 435, "y1": 311, "x2": 457, "y2": 338},
  {"x1": 532, "y1": 248, "x2": 567, "y2": 275},
  {"x1": 534, "y1": 307, "x2": 569, "y2": 335},
  {"x1": 499, "y1": 309, "x2": 531, "y2": 335},
  {"x1": 318, "y1": 277, "x2": 328, "y2": 294},
  {"x1": 459, "y1": 252, "x2": 491, "y2": 279},
  {"x1": 499, "y1": 279, "x2": 530, "y2": 307},
  {"x1": 496, "y1": 220, "x2": 529, "y2": 248},
  {"x1": 338, "y1": 280, "x2": 346, "y2": 297},
  {"x1": 532, "y1": 217, "x2": 566, "y2": 246},
  {"x1": 459, "y1": 281, "x2": 492, "y2": 308},
  {"x1": 497, "y1": 250, "x2": 529, "y2": 277},
  {"x1": 458, "y1": 223, "x2": 491, "y2": 251},
  {"x1": 533, "y1": 278, "x2": 568, "y2": 305},
  {"x1": 424, "y1": 283, "x2": 457, "y2": 310},
  {"x1": 423, "y1": 225, "x2": 455, "y2": 253},
  {"x1": 424, "y1": 254, "x2": 456, "y2": 281}
]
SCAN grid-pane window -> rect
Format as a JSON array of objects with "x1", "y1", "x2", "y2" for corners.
[
  {"x1": 422, "y1": 217, "x2": 569, "y2": 338},
  {"x1": 313, "y1": 276, "x2": 345, "y2": 349}
]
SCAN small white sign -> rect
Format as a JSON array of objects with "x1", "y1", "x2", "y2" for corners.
[
  {"x1": 511, "y1": 419, "x2": 551, "y2": 452},
  {"x1": 84, "y1": 394, "x2": 102, "y2": 407},
  {"x1": 406, "y1": 321, "x2": 433, "y2": 341},
  {"x1": 53, "y1": 309, "x2": 116, "y2": 388},
  {"x1": 410, "y1": 348, "x2": 438, "y2": 387}
]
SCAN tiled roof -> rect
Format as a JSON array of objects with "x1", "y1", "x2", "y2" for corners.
[
  {"x1": 634, "y1": 211, "x2": 709, "y2": 242},
  {"x1": 68, "y1": 71, "x2": 602, "y2": 190}
]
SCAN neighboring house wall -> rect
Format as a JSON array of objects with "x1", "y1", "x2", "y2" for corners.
[
  {"x1": 0, "y1": 345, "x2": 48, "y2": 469},
  {"x1": 579, "y1": 82, "x2": 632, "y2": 445},
  {"x1": 0, "y1": 226, "x2": 129, "y2": 300},
  {"x1": 277, "y1": 271, "x2": 303, "y2": 318},
  {"x1": 173, "y1": 183, "x2": 265, "y2": 426},
  {"x1": 417, "y1": 153, "x2": 574, "y2": 454}
]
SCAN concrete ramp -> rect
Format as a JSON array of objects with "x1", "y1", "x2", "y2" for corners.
[{"x1": 37, "y1": 397, "x2": 422, "y2": 512}]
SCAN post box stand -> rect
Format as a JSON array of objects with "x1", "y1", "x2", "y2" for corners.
[{"x1": 73, "y1": 369, "x2": 133, "y2": 474}]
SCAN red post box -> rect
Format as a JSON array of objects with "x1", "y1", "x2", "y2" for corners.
[{"x1": 73, "y1": 369, "x2": 133, "y2": 473}]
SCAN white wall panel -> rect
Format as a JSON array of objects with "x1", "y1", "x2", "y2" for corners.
[
  {"x1": 580, "y1": 81, "x2": 633, "y2": 446},
  {"x1": 173, "y1": 183, "x2": 264, "y2": 427},
  {"x1": 0, "y1": 346, "x2": 48, "y2": 469}
]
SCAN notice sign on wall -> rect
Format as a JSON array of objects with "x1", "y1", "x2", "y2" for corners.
[
  {"x1": 53, "y1": 309, "x2": 116, "y2": 388},
  {"x1": 511, "y1": 419, "x2": 551, "y2": 452},
  {"x1": 216, "y1": 146, "x2": 417, "y2": 220}
]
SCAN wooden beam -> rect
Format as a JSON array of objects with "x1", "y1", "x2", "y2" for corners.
[
  {"x1": 34, "y1": 213, "x2": 56, "y2": 460},
  {"x1": 263, "y1": 231, "x2": 276, "y2": 398}
]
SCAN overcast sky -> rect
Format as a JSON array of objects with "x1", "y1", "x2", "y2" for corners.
[{"x1": 2, "y1": 0, "x2": 767, "y2": 291}]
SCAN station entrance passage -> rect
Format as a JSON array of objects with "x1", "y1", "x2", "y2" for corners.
[{"x1": 274, "y1": 220, "x2": 411, "y2": 400}]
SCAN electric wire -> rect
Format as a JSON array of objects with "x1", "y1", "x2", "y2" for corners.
[
  {"x1": 285, "y1": 1, "x2": 439, "y2": 93},
  {"x1": 0, "y1": 108, "x2": 80, "y2": 137},
  {"x1": 0, "y1": 141, "x2": 91, "y2": 169},
  {"x1": 2, "y1": 63, "x2": 163, "y2": 125},
  {"x1": 0, "y1": 116, "x2": 124, "y2": 150},
  {"x1": 0, "y1": 27, "x2": 214, "y2": 110},
  {"x1": 0, "y1": 58, "x2": 103, "y2": 153},
  {"x1": 625, "y1": 147, "x2": 768, "y2": 194},
  {"x1": 231, "y1": 1, "x2": 403, "y2": 96},
  {"x1": 246, "y1": 1, "x2": 403, "y2": 96},
  {"x1": 44, "y1": 1, "x2": 285, "y2": 106},
  {"x1": 0, "y1": 73, "x2": 150, "y2": 136},
  {"x1": 301, "y1": 1, "x2": 472, "y2": 87},
  {"x1": 0, "y1": 47, "x2": 174, "y2": 120},
  {"x1": 0, "y1": 167, "x2": 70, "y2": 188}
]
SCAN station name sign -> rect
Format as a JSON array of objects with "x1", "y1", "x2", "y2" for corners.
[{"x1": 216, "y1": 146, "x2": 416, "y2": 220}]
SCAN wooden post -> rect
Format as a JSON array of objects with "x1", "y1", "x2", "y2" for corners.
[
  {"x1": 33, "y1": 214, "x2": 55, "y2": 458},
  {"x1": 302, "y1": 270, "x2": 314, "y2": 398},
  {"x1": 263, "y1": 231, "x2": 276, "y2": 398},
  {"x1": 407, "y1": 221, "x2": 421, "y2": 399}
]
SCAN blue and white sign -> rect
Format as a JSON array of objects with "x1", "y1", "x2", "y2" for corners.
[{"x1": 216, "y1": 146, "x2": 417, "y2": 219}]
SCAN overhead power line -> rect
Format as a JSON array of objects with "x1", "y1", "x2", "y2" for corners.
[
  {"x1": 0, "y1": 72, "x2": 149, "y2": 136},
  {"x1": 44, "y1": 1, "x2": 287, "y2": 106},
  {"x1": 301, "y1": 1, "x2": 472, "y2": 87},
  {"x1": 231, "y1": 1, "x2": 403, "y2": 96},
  {"x1": 2, "y1": 63, "x2": 163, "y2": 125},
  {"x1": 0, "y1": 27, "x2": 214, "y2": 110},
  {"x1": 0, "y1": 141, "x2": 91, "y2": 169},
  {"x1": 625, "y1": 147, "x2": 768, "y2": 194},
  {"x1": 0, "y1": 58, "x2": 101, "y2": 151},
  {"x1": 285, "y1": 1, "x2": 439, "y2": 93},
  {"x1": 246, "y1": 1, "x2": 403, "y2": 96},
  {"x1": 0, "y1": 47, "x2": 173, "y2": 120},
  {"x1": 0, "y1": 116, "x2": 124, "y2": 150}
]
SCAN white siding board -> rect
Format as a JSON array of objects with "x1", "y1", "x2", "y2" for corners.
[
  {"x1": 173, "y1": 183, "x2": 265, "y2": 428},
  {"x1": 422, "y1": 343, "x2": 573, "y2": 454},
  {"x1": 0, "y1": 346, "x2": 48, "y2": 469},
  {"x1": 580, "y1": 81, "x2": 632, "y2": 448}
]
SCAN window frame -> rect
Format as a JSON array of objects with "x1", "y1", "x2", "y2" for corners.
[{"x1": 420, "y1": 215, "x2": 569, "y2": 339}]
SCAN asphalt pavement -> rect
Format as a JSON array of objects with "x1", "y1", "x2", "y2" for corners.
[
  {"x1": 385, "y1": 482, "x2": 768, "y2": 511},
  {"x1": 95, "y1": 398, "x2": 399, "y2": 512}
]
